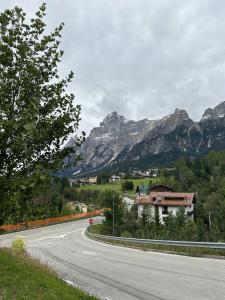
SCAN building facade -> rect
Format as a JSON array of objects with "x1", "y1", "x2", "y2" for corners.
[{"x1": 136, "y1": 192, "x2": 195, "y2": 224}]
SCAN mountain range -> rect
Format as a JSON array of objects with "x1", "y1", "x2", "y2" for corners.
[{"x1": 62, "y1": 101, "x2": 225, "y2": 177}]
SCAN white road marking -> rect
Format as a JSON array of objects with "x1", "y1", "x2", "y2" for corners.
[
  {"x1": 33, "y1": 228, "x2": 86, "y2": 242},
  {"x1": 81, "y1": 250, "x2": 101, "y2": 256},
  {"x1": 34, "y1": 234, "x2": 66, "y2": 241},
  {"x1": 63, "y1": 279, "x2": 76, "y2": 287}
]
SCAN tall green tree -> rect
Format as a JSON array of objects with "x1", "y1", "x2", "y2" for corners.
[
  {"x1": 0, "y1": 3, "x2": 84, "y2": 224},
  {"x1": 122, "y1": 180, "x2": 134, "y2": 191},
  {"x1": 102, "y1": 190, "x2": 124, "y2": 235}
]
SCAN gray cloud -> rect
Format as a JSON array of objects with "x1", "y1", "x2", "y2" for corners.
[{"x1": 1, "y1": 0, "x2": 225, "y2": 134}]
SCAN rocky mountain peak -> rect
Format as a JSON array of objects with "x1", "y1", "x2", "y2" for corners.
[
  {"x1": 201, "y1": 101, "x2": 225, "y2": 121},
  {"x1": 101, "y1": 111, "x2": 126, "y2": 126},
  {"x1": 61, "y1": 100, "x2": 225, "y2": 178},
  {"x1": 157, "y1": 108, "x2": 190, "y2": 131},
  {"x1": 173, "y1": 108, "x2": 190, "y2": 119},
  {"x1": 89, "y1": 112, "x2": 126, "y2": 137}
]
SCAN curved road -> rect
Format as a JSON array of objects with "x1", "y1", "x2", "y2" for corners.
[{"x1": 1, "y1": 218, "x2": 225, "y2": 300}]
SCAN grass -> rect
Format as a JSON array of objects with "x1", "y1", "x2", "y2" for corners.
[
  {"x1": 0, "y1": 248, "x2": 98, "y2": 300},
  {"x1": 79, "y1": 182, "x2": 122, "y2": 192},
  {"x1": 88, "y1": 224, "x2": 107, "y2": 235},
  {"x1": 105, "y1": 240, "x2": 225, "y2": 258},
  {"x1": 78, "y1": 177, "x2": 158, "y2": 194}
]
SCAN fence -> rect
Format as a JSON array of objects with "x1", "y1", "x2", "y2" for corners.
[
  {"x1": 0, "y1": 210, "x2": 103, "y2": 232},
  {"x1": 86, "y1": 230, "x2": 225, "y2": 250}
]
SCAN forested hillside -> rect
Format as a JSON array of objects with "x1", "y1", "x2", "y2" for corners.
[{"x1": 99, "y1": 151, "x2": 225, "y2": 242}]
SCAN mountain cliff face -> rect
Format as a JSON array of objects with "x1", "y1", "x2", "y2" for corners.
[
  {"x1": 199, "y1": 101, "x2": 225, "y2": 151},
  {"x1": 63, "y1": 101, "x2": 225, "y2": 177},
  {"x1": 113, "y1": 109, "x2": 203, "y2": 166},
  {"x1": 69, "y1": 112, "x2": 156, "y2": 175}
]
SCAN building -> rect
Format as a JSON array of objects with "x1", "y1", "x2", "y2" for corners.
[
  {"x1": 88, "y1": 177, "x2": 98, "y2": 184},
  {"x1": 136, "y1": 191, "x2": 195, "y2": 224},
  {"x1": 75, "y1": 202, "x2": 88, "y2": 213},
  {"x1": 123, "y1": 196, "x2": 134, "y2": 211},
  {"x1": 79, "y1": 178, "x2": 89, "y2": 186},
  {"x1": 66, "y1": 202, "x2": 88, "y2": 213},
  {"x1": 131, "y1": 168, "x2": 159, "y2": 178},
  {"x1": 109, "y1": 175, "x2": 121, "y2": 182},
  {"x1": 68, "y1": 178, "x2": 79, "y2": 187}
]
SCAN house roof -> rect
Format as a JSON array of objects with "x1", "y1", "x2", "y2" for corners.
[
  {"x1": 136, "y1": 195, "x2": 153, "y2": 205},
  {"x1": 150, "y1": 184, "x2": 173, "y2": 191},
  {"x1": 136, "y1": 192, "x2": 195, "y2": 206}
]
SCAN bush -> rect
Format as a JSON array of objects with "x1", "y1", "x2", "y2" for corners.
[
  {"x1": 122, "y1": 181, "x2": 134, "y2": 191},
  {"x1": 121, "y1": 231, "x2": 132, "y2": 238},
  {"x1": 11, "y1": 238, "x2": 26, "y2": 253}
]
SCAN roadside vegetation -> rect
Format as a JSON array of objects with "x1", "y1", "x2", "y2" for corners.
[
  {"x1": 89, "y1": 151, "x2": 225, "y2": 243},
  {"x1": 0, "y1": 248, "x2": 98, "y2": 300},
  {"x1": 3, "y1": 150, "x2": 225, "y2": 244},
  {"x1": 0, "y1": 4, "x2": 84, "y2": 226},
  {"x1": 0, "y1": 175, "x2": 157, "y2": 228},
  {"x1": 87, "y1": 231, "x2": 225, "y2": 258}
]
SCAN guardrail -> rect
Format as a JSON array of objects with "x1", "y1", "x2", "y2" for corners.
[{"x1": 86, "y1": 230, "x2": 225, "y2": 249}]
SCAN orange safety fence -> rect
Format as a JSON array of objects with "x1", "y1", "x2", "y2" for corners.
[{"x1": 0, "y1": 210, "x2": 103, "y2": 232}]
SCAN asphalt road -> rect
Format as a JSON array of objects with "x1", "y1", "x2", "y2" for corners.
[{"x1": 1, "y1": 219, "x2": 225, "y2": 300}]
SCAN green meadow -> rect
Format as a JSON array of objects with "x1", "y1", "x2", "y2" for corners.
[
  {"x1": 78, "y1": 177, "x2": 158, "y2": 194},
  {"x1": 0, "y1": 249, "x2": 98, "y2": 300}
]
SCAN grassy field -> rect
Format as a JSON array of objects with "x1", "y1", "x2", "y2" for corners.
[
  {"x1": 0, "y1": 249, "x2": 98, "y2": 300},
  {"x1": 78, "y1": 177, "x2": 158, "y2": 194}
]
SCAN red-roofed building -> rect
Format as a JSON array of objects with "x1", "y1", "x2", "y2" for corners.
[{"x1": 136, "y1": 191, "x2": 196, "y2": 224}]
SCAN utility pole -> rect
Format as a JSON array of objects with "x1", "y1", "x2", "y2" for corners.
[
  {"x1": 112, "y1": 194, "x2": 115, "y2": 235},
  {"x1": 209, "y1": 211, "x2": 212, "y2": 230}
]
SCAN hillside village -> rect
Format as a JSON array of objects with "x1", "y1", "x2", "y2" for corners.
[{"x1": 68, "y1": 168, "x2": 161, "y2": 187}]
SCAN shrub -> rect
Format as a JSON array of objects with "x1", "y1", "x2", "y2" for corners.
[
  {"x1": 11, "y1": 237, "x2": 26, "y2": 253},
  {"x1": 122, "y1": 181, "x2": 134, "y2": 191},
  {"x1": 121, "y1": 231, "x2": 132, "y2": 238}
]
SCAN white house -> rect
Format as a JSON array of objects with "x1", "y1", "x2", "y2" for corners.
[
  {"x1": 68, "y1": 178, "x2": 79, "y2": 187},
  {"x1": 136, "y1": 192, "x2": 195, "y2": 224},
  {"x1": 110, "y1": 175, "x2": 121, "y2": 182},
  {"x1": 88, "y1": 176, "x2": 98, "y2": 184},
  {"x1": 123, "y1": 196, "x2": 134, "y2": 211}
]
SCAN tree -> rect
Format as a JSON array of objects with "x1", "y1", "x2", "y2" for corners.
[
  {"x1": 0, "y1": 4, "x2": 84, "y2": 224},
  {"x1": 215, "y1": 199, "x2": 225, "y2": 241},
  {"x1": 140, "y1": 206, "x2": 150, "y2": 227},
  {"x1": 164, "y1": 212, "x2": 177, "y2": 239},
  {"x1": 122, "y1": 180, "x2": 134, "y2": 191},
  {"x1": 209, "y1": 218, "x2": 221, "y2": 242},
  {"x1": 97, "y1": 172, "x2": 110, "y2": 184},
  {"x1": 136, "y1": 185, "x2": 140, "y2": 195},
  {"x1": 154, "y1": 206, "x2": 160, "y2": 226},
  {"x1": 175, "y1": 207, "x2": 186, "y2": 227},
  {"x1": 101, "y1": 190, "x2": 124, "y2": 235},
  {"x1": 174, "y1": 159, "x2": 194, "y2": 191}
]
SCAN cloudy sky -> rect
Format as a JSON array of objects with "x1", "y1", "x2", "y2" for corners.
[{"x1": 1, "y1": 0, "x2": 225, "y2": 134}]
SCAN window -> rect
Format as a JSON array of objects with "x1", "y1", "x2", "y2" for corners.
[{"x1": 162, "y1": 206, "x2": 168, "y2": 214}]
